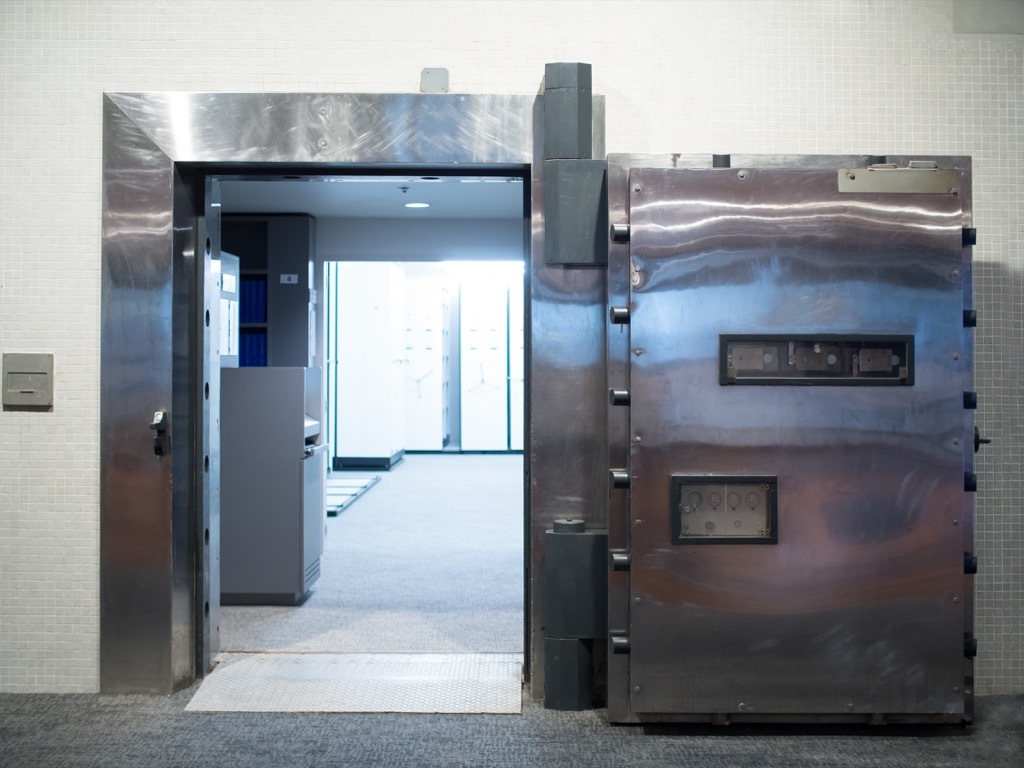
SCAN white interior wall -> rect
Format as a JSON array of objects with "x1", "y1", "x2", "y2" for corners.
[{"x1": 1, "y1": 0, "x2": 1021, "y2": 694}]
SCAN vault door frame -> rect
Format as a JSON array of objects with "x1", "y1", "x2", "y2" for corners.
[{"x1": 101, "y1": 91, "x2": 590, "y2": 694}]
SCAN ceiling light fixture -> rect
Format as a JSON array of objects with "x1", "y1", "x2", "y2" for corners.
[{"x1": 405, "y1": 202, "x2": 430, "y2": 208}]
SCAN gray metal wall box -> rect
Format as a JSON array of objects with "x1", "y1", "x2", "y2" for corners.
[
  {"x1": 544, "y1": 62, "x2": 593, "y2": 160},
  {"x1": 543, "y1": 159, "x2": 608, "y2": 266},
  {"x1": 2, "y1": 353, "x2": 54, "y2": 409}
]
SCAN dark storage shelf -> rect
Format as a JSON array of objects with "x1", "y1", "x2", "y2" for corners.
[{"x1": 240, "y1": 327, "x2": 268, "y2": 367}]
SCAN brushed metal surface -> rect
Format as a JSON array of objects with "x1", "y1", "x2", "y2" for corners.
[
  {"x1": 606, "y1": 154, "x2": 723, "y2": 721},
  {"x1": 102, "y1": 88, "x2": 605, "y2": 697},
  {"x1": 202, "y1": 177, "x2": 226, "y2": 675},
  {"x1": 107, "y1": 92, "x2": 535, "y2": 165},
  {"x1": 100, "y1": 95, "x2": 184, "y2": 692},
  {"x1": 170, "y1": 166, "x2": 201, "y2": 688},
  {"x1": 526, "y1": 97, "x2": 608, "y2": 698},
  {"x1": 622, "y1": 164, "x2": 971, "y2": 720}
]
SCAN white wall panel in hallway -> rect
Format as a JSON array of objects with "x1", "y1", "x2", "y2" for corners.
[
  {"x1": 403, "y1": 268, "x2": 452, "y2": 451},
  {"x1": 459, "y1": 269, "x2": 510, "y2": 451},
  {"x1": 457, "y1": 262, "x2": 524, "y2": 452},
  {"x1": 335, "y1": 262, "x2": 406, "y2": 468}
]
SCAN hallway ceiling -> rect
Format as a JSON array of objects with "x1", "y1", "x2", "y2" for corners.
[{"x1": 219, "y1": 175, "x2": 526, "y2": 220}]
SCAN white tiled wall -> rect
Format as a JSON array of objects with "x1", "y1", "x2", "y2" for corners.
[{"x1": 1, "y1": 0, "x2": 1020, "y2": 694}]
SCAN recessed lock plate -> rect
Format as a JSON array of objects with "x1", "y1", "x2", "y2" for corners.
[
  {"x1": 670, "y1": 476, "x2": 778, "y2": 544},
  {"x1": 721, "y1": 334, "x2": 913, "y2": 385}
]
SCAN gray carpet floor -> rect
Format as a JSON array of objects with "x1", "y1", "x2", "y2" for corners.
[
  {"x1": 2, "y1": 690, "x2": 1021, "y2": 768},
  {"x1": 219, "y1": 453, "x2": 524, "y2": 653}
]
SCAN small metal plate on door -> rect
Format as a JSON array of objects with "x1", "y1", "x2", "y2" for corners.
[
  {"x1": 838, "y1": 166, "x2": 958, "y2": 194},
  {"x1": 670, "y1": 476, "x2": 778, "y2": 544}
]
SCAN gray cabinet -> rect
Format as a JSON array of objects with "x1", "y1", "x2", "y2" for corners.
[{"x1": 221, "y1": 367, "x2": 325, "y2": 605}]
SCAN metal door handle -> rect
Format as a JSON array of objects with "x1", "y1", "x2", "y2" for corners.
[{"x1": 150, "y1": 410, "x2": 168, "y2": 456}]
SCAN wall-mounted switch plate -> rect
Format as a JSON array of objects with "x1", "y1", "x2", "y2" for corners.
[{"x1": 2, "y1": 353, "x2": 54, "y2": 409}]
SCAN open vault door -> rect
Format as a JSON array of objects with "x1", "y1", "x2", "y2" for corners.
[{"x1": 607, "y1": 160, "x2": 976, "y2": 723}]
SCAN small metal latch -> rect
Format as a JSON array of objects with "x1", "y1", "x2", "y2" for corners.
[
  {"x1": 610, "y1": 550, "x2": 631, "y2": 571},
  {"x1": 611, "y1": 634, "x2": 631, "y2": 654},
  {"x1": 609, "y1": 306, "x2": 630, "y2": 325},
  {"x1": 974, "y1": 426, "x2": 991, "y2": 454},
  {"x1": 150, "y1": 410, "x2": 168, "y2": 456},
  {"x1": 609, "y1": 469, "x2": 631, "y2": 489},
  {"x1": 610, "y1": 224, "x2": 630, "y2": 243},
  {"x1": 964, "y1": 635, "x2": 978, "y2": 659},
  {"x1": 609, "y1": 389, "x2": 631, "y2": 406}
]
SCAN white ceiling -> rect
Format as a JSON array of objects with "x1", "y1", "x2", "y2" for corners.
[{"x1": 219, "y1": 175, "x2": 526, "y2": 220}]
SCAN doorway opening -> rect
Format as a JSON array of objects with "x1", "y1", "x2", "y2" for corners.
[
  {"x1": 99, "y1": 90, "x2": 555, "y2": 696},
  {"x1": 212, "y1": 173, "x2": 528, "y2": 663}
]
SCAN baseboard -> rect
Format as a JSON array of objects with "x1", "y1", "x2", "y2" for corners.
[
  {"x1": 221, "y1": 590, "x2": 310, "y2": 607},
  {"x1": 333, "y1": 450, "x2": 404, "y2": 471}
]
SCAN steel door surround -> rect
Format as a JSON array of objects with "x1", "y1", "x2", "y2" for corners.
[
  {"x1": 101, "y1": 88, "x2": 608, "y2": 695},
  {"x1": 625, "y1": 167, "x2": 970, "y2": 719}
]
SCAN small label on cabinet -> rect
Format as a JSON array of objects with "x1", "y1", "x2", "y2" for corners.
[{"x1": 280, "y1": 274, "x2": 299, "y2": 284}]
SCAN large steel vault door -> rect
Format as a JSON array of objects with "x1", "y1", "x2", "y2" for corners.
[{"x1": 609, "y1": 161, "x2": 976, "y2": 723}]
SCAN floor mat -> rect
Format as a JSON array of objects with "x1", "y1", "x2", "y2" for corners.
[
  {"x1": 185, "y1": 653, "x2": 523, "y2": 714},
  {"x1": 325, "y1": 474, "x2": 380, "y2": 516}
]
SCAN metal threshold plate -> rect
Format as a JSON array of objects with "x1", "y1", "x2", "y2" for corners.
[
  {"x1": 325, "y1": 474, "x2": 381, "y2": 516},
  {"x1": 185, "y1": 653, "x2": 523, "y2": 714}
]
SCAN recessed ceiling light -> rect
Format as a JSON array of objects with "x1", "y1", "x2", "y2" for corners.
[{"x1": 405, "y1": 202, "x2": 430, "y2": 208}]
